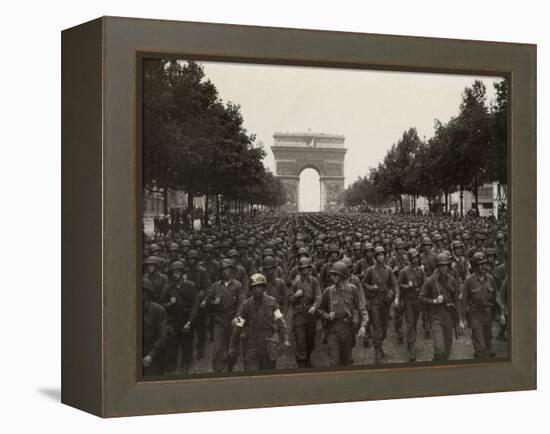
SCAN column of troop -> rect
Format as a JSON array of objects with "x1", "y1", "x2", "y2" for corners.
[{"x1": 142, "y1": 212, "x2": 508, "y2": 376}]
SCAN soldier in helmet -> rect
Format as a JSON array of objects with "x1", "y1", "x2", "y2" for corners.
[
  {"x1": 319, "y1": 245, "x2": 341, "y2": 290},
  {"x1": 260, "y1": 249, "x2": 285, "y2": 280},
  {"x1": 420, "y1": 252, "x2": 461, "y2": 361},
  {"x1": 389, "y1": 240, "x2": 409, "y2": 344},
  {"x1": 262, "y1": 256, "x2": 289, "y2": 315},
  {"x1": 461, "y1": 252, "x2": 506, "y2": 359},
  {"x1": 289, "y1": 257, "x2": 322, "y2": 367},
  {"x1": 142, "y1": 277, "x2": 167, "y2": 376},
  {"x1": 287, "y1": 247, "x2": 316, "y2": 287},
  {"x1": 419, "y1": 237, "x2": 437, "y2": 338},
  {"x1": 353, "y1": 242, "x2": 375, "y2": 279},
  {"x1": 227, "y1": 249, "x2": 250, "y2": 296},
  {"x1": 397, "y1": 249, "x2": 426, "y2": 361},
  {"x1": 159, "y1": 261, "x2": 198, "y2": 374},
  {"x1": 186, "y1": 249, "x2": 211, "y2": 360},
  {"x1": 228, "y1": 273, "x2": 290, "y2": 371},
  {"x1": 362, "y1": 246, "x2": 398, "y2": 363},
  {"x1": 205, "y1": 258, "x2": 244, "y2": 372},
  {"x1": 495, "y1": 232, "x2": 507, "y2": 265},
  {"x1": 143, "y1": 256, "x2": 169, "y2": 303},
  {"x1": 317, "y1": 261, "x2": 368, "y2": 367}
]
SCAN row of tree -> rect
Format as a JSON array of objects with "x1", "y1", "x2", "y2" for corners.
[
  {"x1": 143, "y1": 59, "x2": 286, "y2": 224},
  {"x1": 344, "y1": 79, "x2": 508, "y2": 215}
]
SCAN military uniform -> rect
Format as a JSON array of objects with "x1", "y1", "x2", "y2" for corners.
[
  {"x1": 362, "y1": 263, "x2": 397, "y2": 357},
  {"x1": 159, "y1": 277, "x2": 198, "y2": 372},
  {"x1": 420, "y1": 270, "x2": 461, "y2": 361},
  {"x1": 289, "y1": 274, "x2": 322, "y2": 367},
  {"x1": 462, "y1": 272, "x2": 505, "y2": 358},
  {"x1": 230, "y1": 294, "x2": 289, "y2": 371},
  {"x1": 397, "y1": 264, "x2": 426, "y2": 349},
  {"x1": 317, "y1": 283, "x2": 367, "y2": 366},
  {"x1": 142, "y1": 300, "x2": 167, "y2": 376},
  {"x1": 206, "y1": 278, "x2": 244, "y2": 372},
  {"x1": 186, "y1": 263, "x2": 211, "y2": 358}
]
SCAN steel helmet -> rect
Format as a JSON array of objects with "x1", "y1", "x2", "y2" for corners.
[
  {"x1": 262, "y1": 248, "x2": 275, "y2": 258},
  {"x1": 169, "y1": 261, "x2": 185, "y2": 272},
  {"x1": 422, "y1": 237, "x2": 433, "y2": 246},
  {"x1": 341, "y1": 257, "x2": 353, "y2": 268},
  {"x1": 203, "y1": 243, "x2": 214, "y2": 252},
  {"x1": 220, "y1": 258, "x2": 234, "y2": 269},
  {"x1": 451, "y1": 240, "x2": 464, "y2": 250},
  {"x1": 180, "y1": 240, "x2": 192, "y2": 248},
  {"x1": 262, "y1": 256, "x2": 277, "y2": 269},
  {"x1": 329, "y1": 261, "x2": 349, "y2": 279},
  {"x1": 407, "y1": 248, "x2": 420, "y2": 261},
  {"x1": 144, "y1": 256, "x2": 160, "y2": 266},
  {"x1": 298, "y1": 257, "x2": 313, "y2": 269},
  {"x1": 250, "y1": 273, "x2": 267, "y2": 287},
  {"x1": 471, "y1": 252, "x2": 487, "y2": 266},
  {"x1": 374, "y1": 246, "x2": 386, "y2": 256},
  {"x1": 435, "y1": 252, "x2": 451, "y2": 266},
  {"x1": 168, "y1": 242, "x2": 179, "y2": 252},
  {"x1": 186, "y1": 249, "x2": 200, "y2": 259},
  {"x1": 363, "y1": 242, "x2": 374, "y2": 251},
  {"x1": 353, "y1": 242, "x2": 362, "y2": 250},
  {"x1": 296, "y1": 247, "x2": 309, "y2": 257},
  {"x1": 329, "y1": 244, "x2": 340, "y2": 254},
  {"x1": 395, "y1": 240, "x2": 406, "y2": 250},
  {"x1": 227, "y1": 249, "x2": 239, "y2": 258},
  {"x1": 485, "y1": 247, "x2": 497, "y2": 257}
]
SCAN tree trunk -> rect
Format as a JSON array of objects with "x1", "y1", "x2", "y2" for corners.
[
  {"x1": 204, "y1": 194, "x2": 209, "y2": 228},
  {"x1": 216, "y1": 194, "x2": 220, "y2": 225},
  {"x1": 399, "y1": 195, "x2": 403, "y2": 213},
  {"x1": 162, "y1": 186, "x2": 169, "y2": 216},
  {"x1": 473, "y1": 181, "x2": 479, "y2": 214},
  {"x1": 444, "y1": 192, "x2": 448, "y2": 213},
  {"x1": 459, "y1": 189, "x2": 464, "y2": 217},
  {"x1": 187, "y1": 192, "x2": 194, "y2": 214}
]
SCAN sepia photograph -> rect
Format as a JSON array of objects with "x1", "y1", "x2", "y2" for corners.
[{"x1": 140, "y1": 57, "x2": 509, "y2": 379}]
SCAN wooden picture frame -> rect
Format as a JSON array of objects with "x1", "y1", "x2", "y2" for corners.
[{"x1": 61, "y1": 16, "x2": 536, "y2": 417}]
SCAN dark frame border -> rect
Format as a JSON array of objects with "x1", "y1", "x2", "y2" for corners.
[{"x1": 63, "y1": 16, "x2": 536, "y2": 417}]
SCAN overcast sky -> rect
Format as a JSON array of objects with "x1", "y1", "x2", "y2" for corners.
[{"x1": 201, "y1": 61, "x2": 503, "y2": 211}]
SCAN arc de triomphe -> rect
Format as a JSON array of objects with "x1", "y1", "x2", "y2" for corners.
[{"x1": 271, "y1": 131, "x2": 347, "y2": 212}]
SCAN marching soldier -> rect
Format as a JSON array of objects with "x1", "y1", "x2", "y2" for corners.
[
  {"x1": 262, "y1": 256, "x2": 289, "y2": 315},
  {"x1": 289, "y1": 257, "x2": 322, "y2": 367},
  {"x1": 420, "y1": 237, "x2": 437, "y2": 338},
  {"x1": 205, "y1": 259, "x2": 245, "y2": 372},
  {"x1": 362, "y1": 246, "x2": 397, "y2": 364},
  {"x1": 461, "y1": 252, "x2": 506, "y2": 359},
  {"x1": 159, "y1": 261, "x2": 198, "y2": 374},
  {"x1": 397, "y1": 249, "x2": 426, "y2": 361},
  {"x1": 186, "y1": 249, "x2": 211, "y2": 360},
  {"x1": 143, "y1": 256, "x2": 169, "y2": 303},
  {"x1": 389, "y1": 240, "x2": 408, "y2": 344},
  {"x1": 228, "y1": 274, "x2": 291, "y2": 371},
  {"x1": 317, "y1": 261, "x2": 368, "y2": 367},
  {"x1": 420, "y1": 252, "x2": 461, "y2": 361},
  {"x1": 142, "y1": 277, "x2": 167, "y2": 376}
]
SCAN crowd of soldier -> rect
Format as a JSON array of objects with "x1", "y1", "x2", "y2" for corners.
[{"x1": 141, "y1": 213, "x2": 508, "y2": 376}]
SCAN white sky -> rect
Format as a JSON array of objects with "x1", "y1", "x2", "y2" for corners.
[{"x1": 201, "y1": 61, "x2": 503, "y2": 211}]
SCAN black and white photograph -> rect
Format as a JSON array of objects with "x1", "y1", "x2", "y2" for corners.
[{"x1": 140, "y1": 58, "x2": 509, "y2": 378}]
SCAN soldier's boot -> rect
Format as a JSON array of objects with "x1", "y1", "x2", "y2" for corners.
[
  {"x1": 409, "y1": 344, "x2": 416, "y2": 362},
  {"x1": 374, "y1": 347, "x2": 382, "y2": 364}
]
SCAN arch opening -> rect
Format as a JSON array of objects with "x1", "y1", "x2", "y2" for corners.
[{"x1": 299, "y1": 168, "x2": 321, "y2": 212}]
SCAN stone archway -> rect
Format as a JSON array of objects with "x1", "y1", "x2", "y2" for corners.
[{"x1": 271, "y1": 131, "x2": 347, "y2": 212}]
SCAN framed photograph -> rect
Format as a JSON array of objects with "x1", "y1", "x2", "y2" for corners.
[{"x1": 61, "y1": 16, "x2": 536, "y2": 417}]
